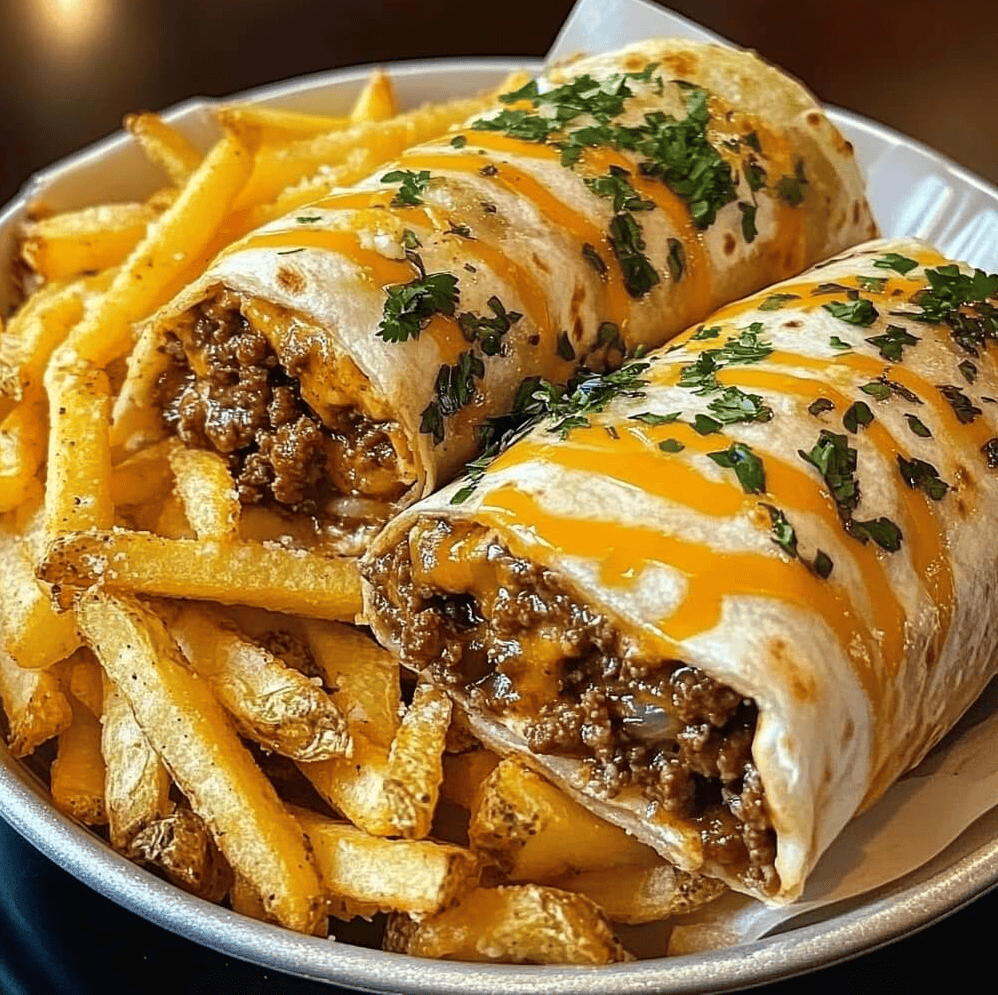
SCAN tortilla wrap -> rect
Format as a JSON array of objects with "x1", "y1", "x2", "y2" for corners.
[
  {"x1": 360, "y1": 236, "x2": 998, "y2": 903},
  {"x1": 131, "y1": 38, "x2": 875, "y2": 536}
]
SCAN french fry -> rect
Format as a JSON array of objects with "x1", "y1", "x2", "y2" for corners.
[
  {"x1": 39, "y1": 530, "x2": 363, "y2": 619},
  {"x1": 101, "y1": 674, "x2": 173, "y2": 850},
  {"x1": 128, "y1": 807, "x2": 231, "y2": 902},
  {"x1": 384, "y1": 884, "x2": 631, "y2": 964},
  {"x1": 293, "y1": 807, "x2": 478, "y2": 920},
  {"x1": 167, "y1": 444, "x2": 240, "y2": 540},
  {"x1": 64, "y1": 649, "x2": 104, "y2": 717},
  {"x1": 469, "y1": 759, "x2": 659, "y2": 882},
  {"x1": 50, "y1": 691, "x2": 107, "y2": 826},
  {"x1": 0, "y1": 643, "x2": 72, "y2": 757},
  {"x1": 0, "y1": 529, "x2": 80, "y2": 670},
  {"x1": 349, "y1": 68, "x2": 397, "y2": 124},
  {"x1": 19, "y1": 204, "x2": 158, "y2": 283},
  {"x1": 110, "y1": 439, "x2": 175, "y2": 508},
  {"x1": 76, "y1": 591, "x2": 326, "y2": 935},
  {"x1": 0, "y1": 389, "x2": 47, "y2": 514},
  {"x1": 57, "y1": 128, "x2": 260, "y2": 369},
  {"x1": 215, "y1": 105, "x2": 352, "y2": 143},
  {"x1": 164, "y1": 601, "x2": 351, "y2": 762},
  {"x1": 43, "y1": 360, "x2": 112, "y2": 537},
  {"x1": 124, "y1": 112, "x2": 203, "y2": 186}
]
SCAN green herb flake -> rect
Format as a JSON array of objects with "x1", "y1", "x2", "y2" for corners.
[
  {"x1": 378, "y1": 272, "x2": 459, "y2": 343},
  {"x1": 658, "y1": 438, "x2": 685, "y2": 453},
  {"x1": 808, "y1": 397, "x2": 835, "y2": 416},
  {"x1": 959, "y1": 360, "x2": 978, "y2": 383},
  {"x1": 667, "y1": 238, "x2": 685, "y2": 282},
  {"x1": 630, "y1": 411, "x2": 681, "y2": 425},
  {"x1": 829, "y1": 336, "x2": 853, "y2": 351},
  {"x1": 775, "y1": 159, "x2": 808, "y2": 206},
  {"x1": 276, "y1": 248, "x2": 305, "y2": 255},
  {"x1": 582, "y1": 243, "x2": 608, "y2": 276},
  {"x1": 692, "y1": 413, "x2": 723, "y2": 435},
  {"x1": 848, "y1": 517, "x2": 903, "y2": 552},
  {"x1": 608, "y1": 211, "x2": 660, "y2": 298},
  {"x1": 873, "y1": 253, "x2": 919, "y2": 275},
  {"x1": 557, "y1": 331, "x2": 577, "y2": 361},
  {"x1": 738, "y1": 202, "x2": 758, "y2": 243},
  {"x1": 381, "y1": 168, "x2": 432, "y2": 207},
  {"x1": 691, "y1": 325, "x2": 721, "y2": 341},
  {"x1": 937, "y1": 384, "x2": 983, "y2": 424},
  {"x1": 419, "y1": 401, "x2": 445, "y2": 444},
  {"x1": 865, "y1": 324, "x2": 919, "y2": 362},
  {"x1": 707, "y1": 443, "x2": 766, "y2": 493},
  {"x1": 760, "y1": 503, "x2": 798, "y2": 558},
  {"x1": 812, "y1": 551, "x2": 834, "y2": 578},
  {"x1": 843, "y1": 400, "x2": 874, "y2": 433},
  {"x1": 905, "y1": 414, "x2": 932, "y2": 438},
  {"x1": 457, "y1": 295, "x2": 522, "y2": 355},
  {"x1": 707, "y1": 386, "x2": 773, "y2": 425},
  {"x1": 860, "y1": 380, "x2": 892, "y2": 401},
  {"x1": 759, "y1": 293, "x2": 801, "y2": 312},
  {"x1": 586, "y1": 169, "x2": 655, "y2": 214},
  {"x1": 824, "y1": 298, "x2": 879, "y2": 327},
  {"x1": 450, "y1": 134, "x2": 467, "y2": 148},
  {"x1": 857, "y1": 275, "x2": 888, "y2": 293},
  {"x1": 897, "y1": 455, "x2": 949, "y2": 501},
  {"x1": 295, "y1": 215, "x2": 321, "y2": 223}
]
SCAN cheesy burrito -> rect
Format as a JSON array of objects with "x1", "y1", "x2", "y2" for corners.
[
  {"x1": 137, "y1": 38, "x2": 875, "y2": 541},
  {"x1": 361, "y1": 237, "x2": 998, "y2": 903}
]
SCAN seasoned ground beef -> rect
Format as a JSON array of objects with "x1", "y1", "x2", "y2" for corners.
[
  {"x1": 363, "y1": 516, "x2": 779, "y2": 893},
  {"x1": 156, "y1": 290, "x2": 407, "y2": 517}
]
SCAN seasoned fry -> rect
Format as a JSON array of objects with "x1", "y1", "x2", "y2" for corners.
[
  {"x1": 216, "y1": 105, "x2": 352, "y2": 142},
  {"x1": 43, "y1": 360, "x2": 112, "y2": 537},
  {"x1": 101, "y1": 674, "x2": 173, "y2": 850},
  {"x1": 128, "y1": 807, "x2": 231, "y2": 902},
  {"x1": 124, "y1": 112, "x2": 203, "y2": 186},
  {"x1": 384, "y1": 884, "x2": 631, "y2": 964},
  {"x1": 167, "y1": 444, "x2": 240, "y2": 540},
  {"x1": 19, "y1": 204, "x2": 158, "y2": 282},
  {"x1": 76, "y1": 591, "x2": 325, "y2": 934},
  {"x1": 39, "y1": 530, "x2": 363, "y2": 619},
  {"x1": 64, "y1": 649, "x2": 104, "y2": 717},
  {"x1": 293, "y1": 807, "x2": 477, "y2": 919},
  {"x1": 50, "y1": 692, "x2": 107, "y2": 826},
  {"x1": 57, "y1": 128, "x2": 260, "y2": 369},
  {"x1": 469, "y1": 759, "x2": 659, "y2": 881},
  {"x1": 164, "y1": 601, "x2": 351, "y2": 762},
  {"x1": 0, "y1": 389, "x2": 48, "y2": 514},
  {"x1": 0, "y1": 643, "x2": 72, "y2": 757},
  {"x1": 348, "y1": 68, "x2": 397, "y2": 124}
]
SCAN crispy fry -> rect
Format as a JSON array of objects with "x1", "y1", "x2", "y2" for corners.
[
  {"x1": 215, "y1": 105, "x2": 352, "y2": 142},
  {"x1": 165, "y1": 601, "x2": 351, "y2": 762},
  {"x1": 39, "y1": 530, "x2": 363, "y2": 619},
  {"x1": 128, "y1": 807, "x2": 231, "y2": 902},
  {"x1": 64, "y1": 649, "x2": 104, "y2": 717},
  {"x1": 0, "y1": 643, "x2": 72, "y2": 757},
  {"x1": 167, "y1": 444, "x2": 240, "y2": 540},
  {"x1": 76, "y1": 591, "x2": 326, "y2": 934},
  {"x1": 384, "y1": 884, "x2": 631, "y2": 964},
  {"x1": 0, "y1": 389, "x2": 47, "y2": 514},
  {"x1": 57, "y1": 128, "x2": 259, "y2": 368},
  {"x1": 50, "y1": 692, "x2": 107, "y2": 826},
  {"x1": 43, "y1": 360, "x2": 112, "y2": 537},
  {"x1": 101, "y1": 673, "x2": 173, "y2": 849},
  {"x1": 349, "y1": 68, "x2": 397, "y2": 124},
  {"x1": 293, "y1": 807, "x2": 477, "y2": 919},
  {"x1": 125, "y1": 112, "x2": 203, "y2": 186},
  {"x1": 19, "y1": 204, "x2": 158, "y2": 282}
]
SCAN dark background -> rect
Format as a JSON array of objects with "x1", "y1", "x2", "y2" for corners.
[{"x1": 2, "y1": 0, "x2": 997, "y2": 992}]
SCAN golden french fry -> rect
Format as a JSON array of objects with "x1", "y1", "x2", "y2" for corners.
[
  {"x1": 384, "y1": 884, "x2": 631, "y2": 964},
  {"x1": 64, "y1": 649, "x2": 104, "y2": 717},
  {"x1": 0, "y1": 389, "x2": 47, "y2": 514},
  {"x1": 101, "y1": 673, "x2": 173, "y2": 849},
  {"x1": 76, "y1": 591, "x2": 326, "y2": 935},
  {"x1": 108, "y1": 324, "x2": 173, "y2": 455},
  {"x1": 128, "y1": 807, "x2": 231, "y2": 902},
  {"x1": 469, "y1": 759, "x2": 659, "y2": 882},
  {"x1": 349, "y1": 68, "x2": 397, "y2": 123},
  {"x1": 293, "y1": 807, "x2": 478, "y2": 919},
  {"x1": 0, "y1": 643, "x2": 72, "y2": 757},
  {"x1": 43, "y1": 360, "x2": 112, "y2": 537},
  {"x1": 19, "y1": 204, "x2": 158, "y2": 282},
  {"x1": 58, "y1": 128, "x2": 260, "y2": 369},
  {"x1": 0, "y1": 529, "x2": 80, "y2": 670},
  {"x1": 50, "y1": 692, "x2": 107, "y2": 826},
  {"x1": 165, "y1": 601, "x2": 351, "y2": 762},
  {"x1": 216, "y1": 104, "x2": 352, "y2": 142},
  {"x1": 110, "y1": 439, "x2": 175, "y2": 508},
  {"x1": 230, "y1": 93, "x2": 493, "y2": 214},
  {"x1": 167, "y1": 444, "x2": 240, "y2": 540},
  {"x1": 124, "y1": 112, "x2": 203, "y2": 186},
  {"x1": 39, "y1": 530, "x2": 363, "y2": 619},
  {"x1": 229, "y1": 871, "x2": 272, "y2": 923},
  {"x1": 547, "y1": 862, "x2": 726, "y2": 926}
]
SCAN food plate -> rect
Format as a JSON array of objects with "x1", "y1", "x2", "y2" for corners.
[{"x1": 2, "y1": 52, "x2": 998, "y2": 994}]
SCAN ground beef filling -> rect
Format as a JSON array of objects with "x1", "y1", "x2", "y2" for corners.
[
  {"x1": 156, "y1": 291, "x2": 406, "y2": 516},
  {"x1": 363, "y1": 517, "x2": 779, "y2": 894}
]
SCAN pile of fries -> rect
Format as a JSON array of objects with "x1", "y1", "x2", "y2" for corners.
[{"x1": 0, "y1": 70, "x2": 724, "y2": 964}]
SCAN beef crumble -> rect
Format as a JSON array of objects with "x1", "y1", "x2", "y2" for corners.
[
  {"x1": 156, "y1": 289, "x2": 407, "y2": 518},
  {"x1": 363, "y1": 516, "x2": 779, "y2": 894}
]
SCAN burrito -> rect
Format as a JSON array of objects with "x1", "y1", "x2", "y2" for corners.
[
  {"x1": 140, "y1": 38, "x2": 875, "y2": 541},
  {"x1": 360, "y1": 236, "x2": 998, "y2": 903}
]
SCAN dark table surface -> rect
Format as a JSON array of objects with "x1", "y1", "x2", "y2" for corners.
[{"x1": 2, "y1": 0, "x2": 997, "y2": 991}]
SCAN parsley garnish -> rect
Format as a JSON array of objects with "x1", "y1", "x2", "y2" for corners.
[
  {"x1": 629, "y1": 411, "x2": 681, "y2": 425},
  {"x1": 585, "y1": 167, "x2": 655, "y2": 214},
  {"x1": 658, "y1": 438, "x2": 685, "y2": 453},
  {"x1": 759, "y1": 293, "x2": 801, "y2": 311},
  {"x1": 608, "y1": 211, "x2": 660, "y2": 297},
  {"x1": 857, "y1": 276, "x2": 888, "y2": 293},
  {"x1": 824, "y1": 298, "x2": 879, "y2": 327},
  {"x1": 808, "y1": 398, "x2": 835, "y2": 416},
  {"x1": 295, "y1": 215, "x2": 321, "y2": 223},
  {"x1": 457, "y1": 296, "x2": 522, "y2": 355},
  {"x1": 691, "y1": 325, "x2": 721, "y2": 340},
  {"x1": 378, "y1": 272, "x2": 459, "y2": 343},
  {"x1": 843, "y1": 401, "x2": 873, "y2": 433},
  {"x1": 432, "y1": 349, "x2": 485, "y2": 418},
  {"x1": 865, "y1": 324, "x2": 919, "y2": 362},
  {"x1": 775, "y1": 159, "x2": 808, "y2": 206},
  {"x1": 667, "y1": 238, "x2": 685, "y2": 282},
  {"x1": 937, "y1": 384, "x2": 982, "y2": 423},
  {"x1": 381, "y1": 169, "x2": 432, "y2": 207},
  {"x1": 897, "y1": 455, "x2": 949, "y2": 501},
  {"x1": 959, "y1": 360, "x2": 978, "y2": 383},
  {"x1": 582, "y1": 243, "x2": 608, "y2": 276},
  {"x1": 738, "y1": 202, "x2": 758, "y2": 243},
  {"x1": 905, "y1": 413, "x2": 932, "y2": 438},
  {"x1": 678, "y1": 323, "x2": 773, "y2": 394},
  {"x1": 706, "y1": 386, "x2": 773, "y2": 425},
  {"x1": 829, "y1": 336, "x2": 853, "y2": 351},
  {"x1": 760, "y1": 503, "x2": 797, "y2": 558},
  {"x1": 907, "y1": 264, "x2": 998, "y2": 356},
  {"x1": 708, "y1": 443, "x2": 765, "y2": 493},
  {"x1": 873, "y1": 253, "x2": 918, "y2": 275}
]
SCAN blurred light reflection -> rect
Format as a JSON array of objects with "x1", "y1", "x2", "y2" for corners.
[{"x1": 29, "y1": 0, "x2": 118, "y2": 57}]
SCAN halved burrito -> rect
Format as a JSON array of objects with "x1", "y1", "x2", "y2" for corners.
[
  {"x1": 360, "y1": 236, "x2": 998, "y2": 903},
  {"x1": 136, "y1": 38, "x2": 875, "y2": 542}
]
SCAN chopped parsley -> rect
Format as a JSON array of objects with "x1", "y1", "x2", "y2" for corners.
[
  {"x1": 658, "y1": 438, "x2": 685, "y2": 453},
  {"x1": 897, "y1": 455, "x2": 949, "y2": 501},
  {"x1": 585, "y1": 167, "x2": 655, "y2": 214},
  {"x1": 707, "y1": 443, "x2": 766, "y2": 493},
  {"x1": 775, "y1": 159, "x2": 808, "y2": 206},
  {"x1": 295, "y1": 215, "x2": 321, "y2": 223},
  {"x1": 937, "y1": 384, "x2": 982, "y2": 424},
  {"x1": 629, "y1": 411, "x2": 681, "y2": 425},
  {"x1": 378, "y1": 271, "x2": 459, "y2": 343},
  {"x1": 907, "y1": 264, "x2": 998, "y2": 356},
  {"x1": 865, "y1": 324, "x2": 919, "y2": 362},
  {"x1": 692, "y1": 413, "x2": 723, "y2": 435},
  {"x1": 608, "y1": 211, "x2": 660, "y2": 297},
  {"x1": 667, "y1": 238, "x2": 685, "y2": 282},
  {"x1": 738, "y1": 202, "x2": 758, "y2": 243},
  {"x1": 959, "y1": 360, "x2": 978, "y2": 383},
  {"x1": 829, "y1": 336, "x2": 853, "y2": 351},
  {"x1": 808, "y1": 397, "x2": 835, "y2": 416},
  {"x1": 678, "y1": 323, "x2": 773, "y2": 394},
  {"x1": 873, "y1": 253, "x2": 919, "y2": 275},
  {"x1": 457, "y1": 296, "x2": 522, "y2": 355},
  {"x1": 759, "y1": 293, "x2": 801, "y2": 312},
  {"x1": 843, "y1": 401, "x2": 873, "y2": 433},
  {"x1": 856, "y1": 276, "x2": 888, "y2": 293},
  {"x1": 381, "y1": 169, "x2": 432, "y2": 207},
  {"x1": 760, "y1": 503, "x2": 798, "y2": 558},
  {"x1": 905, "y1": 414, "x2": 932, "y2": 438},
  {"x1": 582, "y1": 243, "x2": 608, "y2": 276},
  {"x1": 824, "y1": 298, "x2": 879, "y2": 327},
  {"x1": 706, "y1": 386, "x2": 773, "y2": 425}
]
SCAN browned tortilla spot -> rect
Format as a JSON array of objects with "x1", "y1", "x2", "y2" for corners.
[
  {"x1": 276, "y1": 266, "x2": 307, "y2": 295},
  {"x1": 723, "y1": 232, "x2": 736, "y2": 256},
  {"x1": 770, "y1": 637, "x2": 816, "y2": 703}
]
